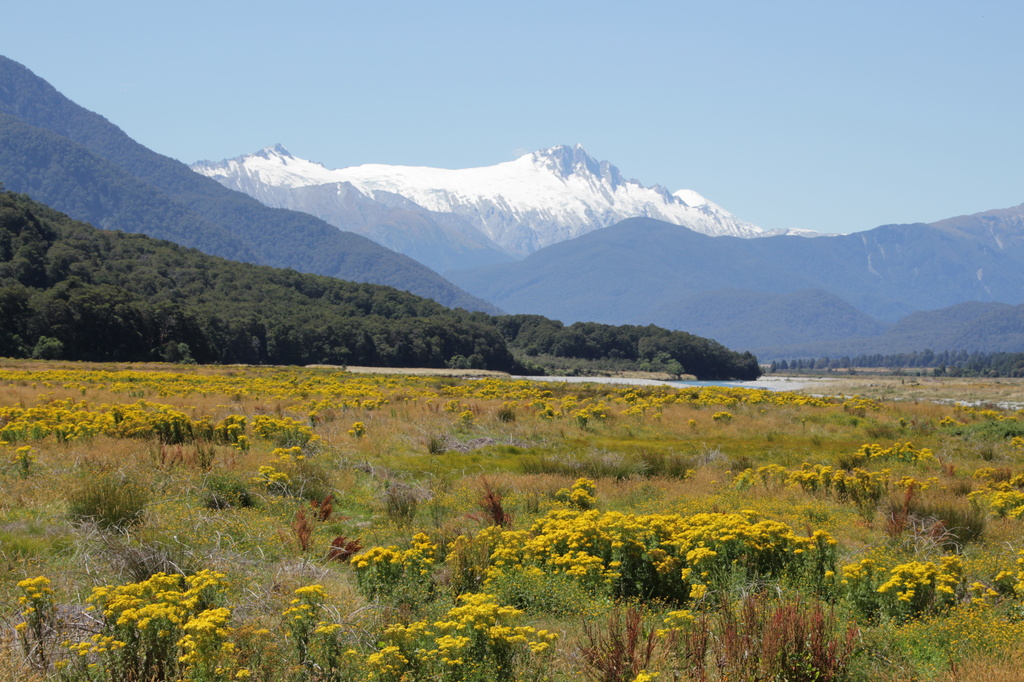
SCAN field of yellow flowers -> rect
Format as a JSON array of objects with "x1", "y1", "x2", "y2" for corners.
[{"x1": 2, "y1": 360, "x2": 1024, "y2": 681}]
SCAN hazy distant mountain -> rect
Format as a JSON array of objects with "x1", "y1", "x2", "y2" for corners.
[
  {"x1": 754, "y1": 302, "x2": 1024, "y2": 360},
  {"x1": 649, "y1": 288, "x2": 888, "y2": 351},
  {"x1": 192, "y1": 144, "x2": 765, "y2": 267},
  {"x1": 0, "y1": 55, "x2": 496, "y2": 312},
  {"x1": 447, "y1": 215, "x2": 1024, "y2": 353}
]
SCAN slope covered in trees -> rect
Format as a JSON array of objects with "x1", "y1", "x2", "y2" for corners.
[
  {"x1": 0, "y1": 56, "x2": 494, "y2": 312},
  {"x1": 0, "y1": 192, "x2": 761, "y2": 379},
  {"x1": 0, "y1": 191, "x2": 511, "y2": 368}
]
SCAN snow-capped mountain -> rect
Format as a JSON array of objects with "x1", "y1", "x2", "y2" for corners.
[{"x1": 192, "y1": 144, "x2": 765, "y2": 264}]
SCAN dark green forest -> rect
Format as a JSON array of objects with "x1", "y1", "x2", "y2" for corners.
[
  {"x1": 493, "y1": 315, "x2": 761, "y2": 380},
  {"x1": 0, "y1": 191, "x2": 761, "y2": 379}
]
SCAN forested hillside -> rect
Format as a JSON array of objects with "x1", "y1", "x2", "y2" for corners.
[
  {"x1": 0, "y1": 192, "x2": 761, "y2": 379},
  {"x1": 0, "y1": 191, "x2": 512, "y2": 368},
  {"x1": 0, "y1": 56, "x2": 494, "y2": 312}
]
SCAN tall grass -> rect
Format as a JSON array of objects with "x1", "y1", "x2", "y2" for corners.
[{"x1": 67, "y1": 472, "x2": 149, "y2": 530}]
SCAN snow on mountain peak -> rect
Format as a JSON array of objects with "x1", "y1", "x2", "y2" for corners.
[
  {"x1": 191, "y1": 144, "x2": 765, "y2": 257},
  {"x1": 260, "y1": 143, "x2": 292, "y2": 158},
  {"x1": 192, "y1": 144, "x2": 337, "y2": 190}
]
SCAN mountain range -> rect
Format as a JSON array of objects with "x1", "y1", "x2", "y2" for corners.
[
  {"x1": 444, "y1": 215, "x2": 1024, "y2": 358},
  {"x1": 187, "y1": 136, "x2": 1024, "y2": 361},
  {"x1": 192, "y1": 144, "x2": 765, "y2": 271},
  {"x1": 2, "y1": 52, "x2": 1024, "y2": 362}
]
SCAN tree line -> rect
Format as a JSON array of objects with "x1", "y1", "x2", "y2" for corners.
[{"x1": 769, "y1": 350, "x2": 1024, "y2": 378}]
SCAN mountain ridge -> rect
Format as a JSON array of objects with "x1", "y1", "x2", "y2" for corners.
[
  {"x1": 445, "y1": 215, "x2": 1024, "y2": 356},
  {"x1": 191, "y1": 143, "x2": 765, "y2": 267},
  {"x1": 0, "y1": 55, "x2": 496, "y2": 312}
]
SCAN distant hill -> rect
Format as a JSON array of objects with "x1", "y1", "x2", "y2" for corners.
[
  {"x1": 755, "y1": 302, "x2": 1024, "y2": 360},
  {"x1": 0, "y1": 55, "x2": 495, "y2": 312},
  {"x1": 448, "y1": 215, "x2": 1024, "y2": 354},
  {"x1": 649, "y1": 289, "x2": 888, "y2": 351}
]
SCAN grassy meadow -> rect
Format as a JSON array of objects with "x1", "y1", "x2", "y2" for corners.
[{"x1": 1, "y1": 360, "x2": 1023, "y2": 681}]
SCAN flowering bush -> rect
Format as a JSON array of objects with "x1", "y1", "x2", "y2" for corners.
[
  {"x1": 854, "y1": 441, "x2": 935, "y2": 463},
  {"x1": 0, "y1": 399, "x2": 201, "y2": 444},
  {"x1": 11, "y1": 445, "x2": 36, "y2": 478},
  {"x1": 251, "y1": 415, "x2": 316, "y2": 447},
  {"x1": 842, "y1": 555, "x2": 966, "y2": 621},
  {"x1": 969, "y1": 482, "x2": 1024, "y2": 518},
  {"x1": 66, "y1": 570, "x2": 242, "y2": 681},
  {"x1": 351, "y1": 532, "x2": 438, "y2": 606},
  {"x1": 478, "y1": 509, "x2": 837, "y2": 605},
  {"x1": 734, "y1": 463, "x2": 890, "y2": 507},
  {"x1": 16, "y1": 576, "x2": 58, "y2": 670},
  {"x1": 367, "y1": 593, "x2": 557, "y2": 681},
  {"x1": 555, "y1": 477, "x2": 597, "y2": 510}
]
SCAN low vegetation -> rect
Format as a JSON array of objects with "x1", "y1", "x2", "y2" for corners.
[{"x1": 2, "y1": 361, "x2": 1024, "y2": 680}]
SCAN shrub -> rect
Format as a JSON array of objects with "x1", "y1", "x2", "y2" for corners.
[
  {"x1": 11, "y1": 445, "x2": 35, "y2": 478},
  {"x1": 555, "y1": 478, "x2": 597, "y2": 510},
  {"x1": 251, "y1": 447, "x2": 332, "y2": 501},
  {"x1": 282, "y1": 585, "x2": 326, "y2": 676},
  {"x1": 445, "y1": 528, "x2": 503, "y2": 597},
  {"x1": 367, "y1": 593, "x2": 557, "y2": 681},
  {"x1": 842, "y1": 555, "x2": 966, "y2": 621},
  {"x1": 31, "y1": 336, "x2": 63, "y2": 360},
  {"x1": 251, "y1": 415, "x2": 316, "y2": 447},
  {"x1": 854, "y1": 441, "x2": 935, "y2": 463},
  {"x1": 202, "y1": 473, "x2": 256, "y2": 510},
  {"x1": 479, "y1": 509, "x2": 837, "y2": 606},
  {"x1": 65, "y1": 570, "x2": 239, "y2": 681},
  {"x1": 351, "y1": 532, "x2": 437, "y2": 606},
  {"x1": 15, "y1": 576, "x2": 58, "y2": 671},
  {"x1": 488, "y1": 566, "x2": 597, "y2": 616}
]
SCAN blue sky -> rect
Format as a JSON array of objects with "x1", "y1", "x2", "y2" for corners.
[{"x1": 2, "y1": 0, "x2": 1023, "y2": 234}]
